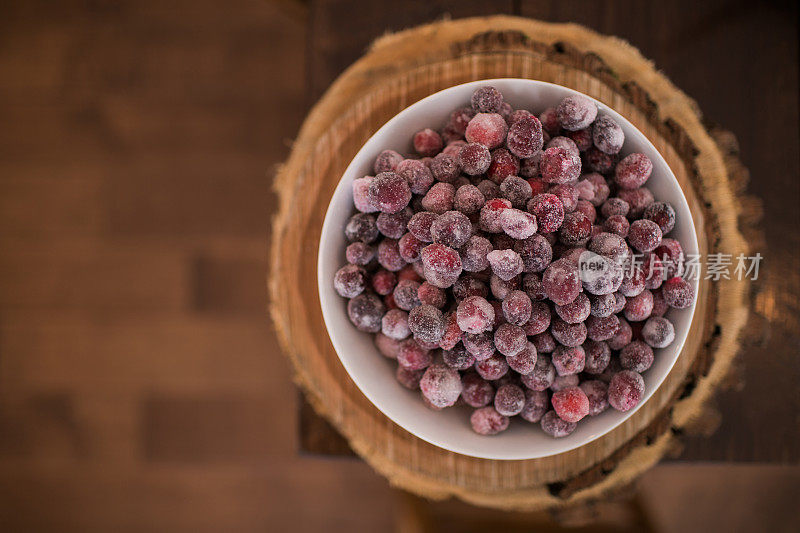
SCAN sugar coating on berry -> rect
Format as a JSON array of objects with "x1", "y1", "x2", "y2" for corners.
[
  {"x1": 457, "y1": 235, "x2": 491, "y2": 273},
  {"x1": 553, "y1": 344, "x2": 586, "y2": 376},
  {"x1": 589, "y1": 293, "x2": 616, "y2": 318},
  {"x1": 374, "y1": 149, "x2": 404, "y2": 174},
  {"x1": 334, "y1": 264, "x2": 366, "y2": 298},
  {"x1": 586, "y1": 146, "x2": 617, "y2": 174},
  {"x1": 477, "y1": 180, "x2": 500, "y2": 200},
  {"x1": 459, "y1": 372, "x2": 493, "y2": 407},
  {"x1": 475, "y1": 353, "x2": 509, "y2": 381},
  {"x1": 494, "y1": 323, "x2": 526, "y2": 357},
  {"x1": 430, "y1": 211, "x2": 472, "y2": 249},
  {"x1": 429, "y1": 152, "x2": 460, "y2": 183},
  {"x1": 643, "y1": 201, "x2": 676, "y2": 235},
  {"x1": 528, "y1": 193, "x2": 565, "y2": 234},
  {"x1": 575, "y1": 200, "x2": 597, "y2": 224},
  {"x1": 585, "y1": 340, "x2": 612, "y2": 374},
  {"x1": 345, "y1": 213, "x2": 379, "y2": 243},
  {"x1": 541, "y1": 410, "x2": 577, "y2": 437},
  {"x1": 352, "y1": 177, "x2": 378, "y2": 213},
  {"x1": 407, "y1": 211, "x2": 436, "y2": 242},
  {"x1": 413, "y1": 128, "x2": 443, "y2": 157},
  {"x1": 465, "y1": 113, "x2": 508, "y2": 149},
  {"x1": 463, "y1": 332, "x2": 495, "y2": 360},
  {"x1": 541, "y1": 147, "x2": 581, "y2": 184},
  {"x1": 377, "y1": 207, "x2": 412, "y2": 239},
  {"x1": 519, "y1": 153, "x2": 541, "y2": 178},
  {"x1": 456, "y1": 295, "x2": 494, "y2": 334},
  {"x1": 520, "y1": 353, "x2": 554, "y2": 390},
  {"x1": 398, "y1": 232, "x2": 423, "y2": 263},
  {"x1": 543, "y1": 257, "x2": 581, "y2": 306},
  {"x1": 416, "y1": 281, "x2": 446, "y2": 308},
  {"x1": 499, "y1": 290, "x2": 531, "y2": 327},
  {"x1": 605, "y1": 215, "x2": 630, "y2": 238},
  {"x1": 419, "y1": 363, "x2": 463, "y2": 409},
  {"x1": 487, "y1": 148, "x2": 520, "y2": 184},
  {"x1": 370, "y1": 269, "x2": 397, "y2": 296},
  {"x1": 551, "y1": 386, "x2": 590, "y2": 423},
  {"x1": 471, "y1": 406, "x2": 509, "y2": 435},
  {"x1": 523, "y1": 301, "x2": 551, "y2": 336},
  {"x1": 557, "y1": 94, "x2": 597, "y2": 131},
  {"x1": 438, "y1": 311, "x2": 462, "y2": 350},
  {"x1": 512, "y1": 235, "x2": 550, "y2": 274},
  {"x1": 550, "y1": 374, "x2": 579, "y2": 392},
  {"x1": 421, "y1": 182, "x2": 456, "y2": 214},
  {"x1": 489, "y1": 274, "x2": 520, "y2": 301},
  {"x1": 628, "y1": 219, "x2": 662, "y2": 253},
  {"x1": 549, "y1": 183, "x2": 578, "y2": 214},
  {"x1": 440, "y1": 344, "x2": 473, "y2": 371},
  {"x1": 654, "y1": 238, "x2": 685, "y2": 278},
  {"x1": 408, "y1": 304, "x2": 445, "y2": 344},
  {"x1": 494, "y1": 384, "x2": 526, "y2": 416},
  {"x1": 397, "y1": 159, "x2": 434, "y2": 195},
  {"x1": 504, "y1": 342, "x2": 536, "y2": 376},
  {"x1": 617, "y1": 187, "x2": 655, "y2": 218},
  {"x1": 506, "y1": 115, "x2": 544, "y2": 158},
  {"x1": 396, "y1": 364, "x2": 425, "y2": 389},
  {"x1": 662, "y1": 277, "x2": 694, "y2": 309},
  {"x1": 392, "y1": 279, "x2": 421, "y2": 310},
  {"x1": 347, "y1": 293, "x2": 385, "y2": 332},
  {"x1": 608, "y1": 370, "x2": 645, "y2": 412},
  {"x1": 615, "y1": 153, "x2": 653, "y2": 190},
  {"x1": 420, "y1": 243, "x2": 462, "y2": 288},
  {"x1": 642, "y1": 316, "x2": 675, "y2": 348},
  {"x1": 471, "y1": 86, "x2": 503, "y2": 113},
  {"x1": 374, "y1": 333, "x2": 401, "y2": 359},
  {"x1": 454, "y1": 184, "x2": 485, "y2": 215},
  {"x1": 486, "y1": 249, "x2": 524, "y2": 282},
  {"x1": 517, "y1": 389, "x2": 547, "y2": 423},
  {"x1": 377, "y1": 239, "x2": 405, "y2": 271},
  {"x1": 592, "y1": 115, "x2": 624, "y2": 154},
  {"x1": 608, "y1": 316, "x2": 633, "y2": 351},
  {"x1": 397, "y1": 338, "x2": 432, "y2": 370},
  {"x1": 624, "y1": 289, "x2": 654, "y2": 322},
  {"x1": 620, "y1": 340, "x2": 654, "y2": 373},
  {"x1": 580, "y1": 380, "x2": 609, "y2": 416},
  {"x1": 458, "y1": 143, "x2": 491, "y2": 175},
  {"x1": 551, "y1": 318, "x2": 588, "y2": 347},
  {"x1": 555, "y1": 292, "x2": 590, "y2": 324},
  {"x1": 568, "y1": 127, "x2": 593, "y2": 152},
  {"x1": 559, "y1": 212, "x2": 592, "y2": 246},
  {"x1": 547, "y1": 137, "x2": 581, "y2": 161},
  {"x1": 346, "y1": 242, "x2": 375, "y2": 265},
  {"x1": 369, "y1": 171, "x2": 411, "y2": 214}
]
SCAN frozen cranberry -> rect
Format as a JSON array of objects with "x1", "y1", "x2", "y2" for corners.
[
  {"x1": 641, "y1": 253, "x2": 665, "y2": 290},
  {"x1": 368, "y1": 171, "x2": 411, "y2": 214},
  {"x1": 557, "y1": 94, "x2": 597, "y2": 131},
  {"x1": 371, "y1": 269, "x2": 397, "y2": 296},
  {"x1": 650, "y1": 287, "x2": 668, "y2": 317},
  {"x1": 522, "y1": 271, "x2": 547, "y2": 300},
  {"x1": 619, "y1": 264, "x2": 646, "y2": 297},
  {"x1": 550, "y1": 183, "x2": 579, "y2": 213},
  {"x1": 612, "y1": 292, "x2": 628, "y2": 314},
  {"x1": 580, "y1": 380, "x2": 609, "y2": 416},
  {"x1": 559, "y1": 212, "x2": 592, "y2": 246},
  {"x1": 642, "y1": 316, "x2": 675, "y2": 348},
  {"x1": 352, "y1": 177, "x2": 378, "y2": 213},
  {"x1": 453, "y1": 236, "x2": 489, "y2": 274},
  {"x1": 413, "y1": 128, "x2": 443, "y2": 157},
  {"x1": 408, "y1": 304, "x2": 445, "y2": 344},
  {"x1": 471, "y1": 86, "x2": 503, "y2": 113},
  {"x1": 617, "y1": 187, "x2": 655, "y2": 218},
  {"x1": 607, "y1": 317, "x2": 632, "y2": 351},
  {"x1": 567, "y1": 127, "x2": 593, "y2": 151},
  {"x1": 429, "y1": 210, "x2": 472, "y2": 249},
  {"x1": 615, "y1": 153, "x2": 653, "y2": 190},
  {"x1": 346, "y1": 242, "x2": 375, "y2": 265},
  {"x1": 604, "y1": 215, "x2": 630, "y2": 238},
  {"x1": 541, "y1": 410, "x2": 577, "y2": 437},
  {"x1": 511, "y1": 236, "x2": 549, "y2": 274},
  {"x1": 654, "y1": 238, "x2": 685, "y2": 278},
  {"x1": 396, "y1": 364, "x2": 425, "y2": 389},
  {"x1": 439, "y1": 344, "x2": 473, "y2": 371},
  {"x1": 458, "y1": 143, "x2": 491, "y2": 176},
  {"x1": 543, "y1": 258, "x2": 581, "y2": 306},
  {"x1": 392, "y1": 279, "x2": 420, "y2": 310},
  {"x1": 415, "y1": 281, "x2": 445, "y2": 308},
  {"x1": 465, "y1": 113, "x2": 508, "y2": 149},
  {"x1": 407, "y1": 211, "x2": 436, "y2": 242},
  {"x1": 398, "y1": 232, "x2": 423, "y2": 263},
  {"x1": 471, "y1": 406, "x2": 509, "y2": 435},
  {"x1": 345, "y1": 213, "x2": 379, "y2": 243},
  {"x1": 518, "y1": 389, "x2": 548, "y2": 423},
  {"x1": 397, "y1": 338, "x2": 432, "y2": 370},
  {"x1": 476, "y1": 180, "x2": 500, "y2": 201},
  {"x1": 541, "y1": 147, "x2": 581, "y2": 184},
  {"x1": 381, "y1": 308, "x2": 411, "y2": 340},
  {"x1": 452, "y1": 185, "x2": 484, "y2": 215},
  {"x1": 428, "y1": 153, "x2": 458, "y2": 184},
  {"x1": 662, "y1": 277, "x2": 694, "y2": 309},
  {"x1": 504, "y1": 342, "x2": 535, "y2": 376},
  {"x1": 552, "y1": 345, "x2": 586, "y2": 376},
  {"x1": 583, "y1": 173, "x2": 611, "y2": 207},
  {"x1": 452, "y1": 275, "x2": 489, "y2": 301},
  {"x1": 347, "y1": 293, "x2": 385, "y2": 332},
  {"x1": 373, "y1": 149, "x2": 403, "y2": 174},
  {"x1": 442, "y1": 140, "x2": 467, "y2": 158},
  {"x1": 586, "y1": 146, "x2": 617, "y2": 174},
  {"x1": 552, "y1": 386, "x2": 590, "y2": 423},
  {"x1": 456, "y1": 372, "x2": 491, "y2": 408},
  {"x1": 397, "y1": 159, "x2": 434, "y2": 195},
  {"x1": 420, "y1": 363, "x2": 462, "y2": 408},
  {"x1": 456, "y1": 295, "x2": 494, "y2": 334},
  {"x1": 497, "y1": 210, "x2": 537, "y2": 240},
  {"x1": 491, "y1": 383, "x2": 524, "y2": 417},
  {"x1": 377, "y1": 239, "x2": 404, "y2": 271},
  {"x1": 608, "y1": 370, "x2": 645, "y2": 412},
  {"x1": 628, "y1": 219, "x2": 662, "y2": 253},
  {"x1": 551, "y1": 318, "x2": 587, "y2": 347},
  {"x1": 463, "y1": 332, "x2": 495, "y2": 361},
  {"x1": 438, "y1": 311, "x2": 461, "y2": 350},
  {"x1": 579, "y1": 252, "x2": 625, "y2": 296},
  {"x1": 643, "y1": 202, "x2": 676, "y2": 235},
  {"x1": 479, "y1": 197, "x2": 512, "y2": 233},
  {"x1": 420, "y1": 243, "x2": 462, "y2": 288},
  {"x1": 546, "y1": 136, "x2": 579, "y2": 158},
  {"x1": 620, "y1": 340, "x2": 654, "y2": 373},
  {"x1": 555, "y1": 292, "x2": 590, "y2": 324},
  {"x1": 499, "y1": 290, "x2": 530, "y2": 326},
  {"x1": 624, "y1": 289, "x2": 654, "y2": 322},
  {"x1": 494, "y1": 323, "x2": 526, "y2": 357},
  {"x1": 377, "y1": 207, "x2": 412, "y2": 239},
  {"x1": 528, "y1": 193, "x2": 564, "y2": 233},
  {"x1": 592, "y1": 115, "x2": 624, "y2": 154},
  {"x1": 519, "y1": 153, "x2": 541, "y2": 178},
  {"x1": 486, "y1": 249, "x2": 524, "y2": 282},
  {"x1": 506, "y1": 115, "x2": 544, "y2": 158},
  {"x1": 518, "y1": 353, "x2": 553, "y2": 390},
  {"x1": 334, "y1": 264, "x2": 366, "y2": 298},
  {"x1": 589, "y1": 293, "x2": 616, "y2": 318},
  {"x1": 421, "y1": 182, "x2": 455, "y2": 214},
  {"x1": 449, "y1": 106, "x2": 476, "y2": 135},
  {"x1": 500, "y1": 176, "x2": 533, "y2": 209},
  {"x1": 475, "y1": 353, "x2": 509, "y2": 381},
  {"x1": 584, "y1": 340, "x2": 611, "y2": 374},
  {"x1": 575, "y1": 200, "x2": 597, "y2": 224},
  {"x1": 483, "y1": 148, "x2": 519, "y2": 184},
  {"x1": 374, "y1": 333, "x2": 401, "y2": 359}
]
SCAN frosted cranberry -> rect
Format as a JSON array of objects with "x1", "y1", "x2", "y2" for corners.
[
  {"x1": 559, "y1": 212, "x2": 592, "y2": 245},
  {"x1": 546, "y1": 136, "x2": 580, "y2": 159},
  {"x1": 643, "y1": 201, "x2": 676, "y2": 235},
  {"x1": 397, "y1": 159, "x2": 434, "y2": 195},
  {"x1": 511, "y1": 236, "x2": 549, "y2": 274},
  {"x1": 494, "y1": 323, "x2": 526, "y2": 357},
  {"x1": 587, "y1": 232, "x2": 628, "y2": 262},
  {"x1": 662, "y1": 277, "x2": 694, "y2": 309},
  {"x1": 528, "y1": 193, "x2": 564, "y2": 233},
  {"x1": 400, "y1": 263, "x2": 423, "y2": 282},
  {"x1": 396, "y1": 364, "x2": 425, "y2": 389},
  {"x1": 619, "y1": 265, "x2": 646, "y2": 297},
  {"x1": 430, "y1": 210, "x2": 472, "y2": 249},
  {"x1": 506, "y1": 115, "x2": 544, "y2": 158},
  {"x1": 532, "y1": 106, "x2": 557, "y2": 134},
  {"x1": 575, "y1": 178, "x2": 595, "y2": 201},
  {"x1": 504, "y1": 109, "x2": 529, "y2": 126},
  {"x1": 620, "y1": 340, "x2": 654, "y2": 373},
  {"x1": 477, "y1": 197, "x2": 511, "y2": 233},
  {"x1": 439, "y1": 344, "x2": 472, "y2": 371},
  {"x1": 463, "y1": 332, "x2": 495, "y2": 360},
  {"x1": 397, "y1": 232, "x2": 423, "y2": 263},
  {"x1": 505, "y1": 342, "x2": 536, "y2": 376},
  {"x1": 347, "y1": 293, "x2": 385, "y2": 332},
  {"x1": 592, "y1": 115, "x2": 624, "y2": 154},
  {"x1": 543, "y1": 258, "x2": 581, "y2": 306},
  {"x1": 604, "y1": 215, "x2": 630, "y2": 238},
  {"x1": 448, "y1": 106, "x2": 476, "y2": 135},
  {"x1": 550, "y1": 183, "x2": 579, "y2": 213},
  {"x1": 617, "y1": 187, "x2": 654, "y2": 217},
  {"x1": 484, "y1": 148, "x2": 519, "y2": 184},
  {"x1": 615, "y1": 153, "x2": 653, "y2": 190},
  {"x1": 457, "y1": 373, "x2": 491, "y2": 408},
  {"x1": 583, "y1": 173, "x2": 611, "y2": 206},
  {"x1": 567, "y1": 127, "x2": 593, "y2": 151},
  {"x1": 420, "y1": 363, "x2": 462, "y2": 409},
  {"x1": 557, "y1": 94, "x2": 597, "y2": 131},
  {"x1": 608, "y1": 370, "x2": 645, "y2": 412},
  {"x1": 352, "y1": 177, "x2": 378, "y2": 213},
  {"x1": 334, "y1": 264, "x2": 366, "y2": 298},
  {"x1": 517, "y1": 389, "x2": 547, "y2": 423},
  {"x1": 580, "y1": 251, "x2": 625, "y2": 297},
  {"x1": 412, "y1": 128, "x2": 443, "y2": 157},
  {"x1": 586, "y1": 146, "x2": 617, "y2": 174},
  {"x1": 519, "y1": 153, "x2": 541, "y2": 178},
  {"x1": 519, "y1": 302, "x2": 549, "y2": 337},
  {"x1": 345, "y1": 213, "x2": 379, "y2": 243},
  {"x1": 420, "y1": 243, "x2": 462, "y2": 288},
  {"x1": 551, "y1": 386, "x2": 590, "y2": 423},
  {"x1": 456, "y1": 295, "x2": 494, "y2": 334},
  {"x1": 607, "y1": 317, "x2": 632, "y2": 351},
  {"x1": 555, "y1": 291, "x2": 591, "y2": 324},
  {"x1": 414, "y1": 281, "x2": 445, "y2": 308},
  {"x1": 589, "y1": 293, "x2": 615, "y2": 318},
  {"x1": 519, "y1": 353, "x2": 554, "y2": 390},
  {"x1": 381, "y1": 308, "x2": 410, "y2": 340},
  {"x1": 541, "y1": 147, "x2": 581, "y2": 184},
  {"x1": 369, "y1": 171, "x2": 412, "y2": 214},
  {"x1": 575, "y1": 200, "x2": 597, "y2": 224},
  {"x1": 392, "y1": 279, "x2": 421, "y2": 310},
  {"x1": 497, "y1": 210, "x2": 536, "y2": 240},
  {"x1": 369, "y1": 270, "x2": 395, "y2": 296},
  {"x1": 492, "y1": 384, "x2": 524, "y2": 416},
  {"x1": 377, "y1": 207, "x2": 412, "y2": 239},
  {"x1": 585, "y1": 340, "x2": 611, "y2": 374},
  {"x1": 471, "y1": 86, "x2": 503, "y2": 113},
  {"x1": 580, "y1": 380, "x2": 609, "y2": 416},
  {"x1": 453, "y1": 184, "x2": 484, "y2": 215},
  {"x1": 456, "y1": 235, "x2": 490, "y2": 273},
  {"x1": 486, "y1": 249, "x2": 524, "y2": 282},
  {"x1": 373, "y1": 150, "x2": 403, "y2": 174},
  {"x1": 346, "y1": 242, "x2": 375, "y2": 265},
  {"x1": 552, "y1": 345, "x2": 586, "y2": 376},
  {"x1": 438, "y1": 311, "x2": 462, "y2": 350},
  {"x1": 475, "y1": 353, "x2": 509, "y2": 381},
  {"x1": 499, "y1": 176, "x2": 533, "y2": 209},
  {"x1": 442, "y1": 140, "x2": 467, "y2": 158},
  {"x1": 601, "y1": 198, "x2": 630, "y2": 218},
  {"x1": 458, "y1": 143, "x2": 491, "y2": 176},
  {"x1": 500, "y1": 290, "x2": 531, "y2": 326},
  {"x1": 377, "y1": 239, "x2": 405, "y2": 271},
  {"x1": 541, "y1": 410, "x2": 577, "y2": 437},
  {"x1": 471, "y1": 406, "x2": 509, "y2": 435},
  {"x1": 404, "y1": 212, "x2": 434, "y2": 243},
  {"x1": 642, "y1": 317, "x2": 675, "y2": 348},
  {"x1": 624, "y1": 290, "x2": 654, "y2": 322},
  {"x1": 651, "y1": 287, "x2": 668, "y2": 317},
  {"x1": 476, "y1": 180, "x2": 500, "y2": 201},
  {"x1": 397, "y1": 338, "x2": 432, "y2": 370},
  {"x1": 522, "y1": 272, "x2": 548, "y2": 301},
  {"x1": 427, "y1": 153, "x2": 458, "y2": 184},
  {"x1": 642, "y1": 253, "x2": 665, "y2": 290},
  {"x1": 628, "y1": 219, "x2": 662, "y2": 253},
  {"x1": 465, "y1": 113, "x2": 508, "y2": 149},
  {"x1": 611, "y1": 292, "x2": 627, "y2": 313},
  {"x1": 654, "y1": 238, "x2": 685, "y2": 278},
  {"x1": 374, "y1": 333, "x2": 401, "y2": 359},
  {"x1": 421, "y1": 182, "x2": 455, "y2": 214},
  {"x1": 551, "y1": 318, "x2": 587, "y2": 347},
  {"x1": 408, "y1": 305, "x2": 445, "y2": 344}
]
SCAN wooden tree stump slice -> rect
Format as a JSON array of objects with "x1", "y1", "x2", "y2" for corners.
[{"x1": 270, "y1": 16, "x2": 752, "y2": 511}]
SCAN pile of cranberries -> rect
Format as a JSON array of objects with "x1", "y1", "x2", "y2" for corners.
[{"x1": 333, "y1": 86, "x2": 695, "y2": 438}]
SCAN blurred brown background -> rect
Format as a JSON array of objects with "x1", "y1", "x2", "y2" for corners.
[{"x1": 0, "y1": 0, "x2": 797, "y2": 531}]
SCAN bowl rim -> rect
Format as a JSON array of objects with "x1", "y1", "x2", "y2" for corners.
[{"x1": 317, "y1": 78, "x2": 699, "y2": 459}]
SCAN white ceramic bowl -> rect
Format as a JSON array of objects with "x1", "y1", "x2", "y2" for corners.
[{"x1": 318, "y1": 79, "x2": 699, "y2": 460}]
